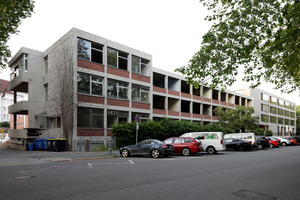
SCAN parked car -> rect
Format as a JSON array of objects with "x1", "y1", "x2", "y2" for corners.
[
  {"x1": 163, "y1": 137, "x2": 203, "y2": 156},
  {"x1": 273, "y1": 136, "x2": 292, "y2": 146},
  {"x1": 291, "y1": 136, "x2": 300, "y2": 145},
  {"x1": 224, "y1": 133, "x2": 257, "y2": 148},
  {"x1": 180, "y1": 132, "x2": 225, "y2": 154},
  {"x1": 224, "y1": 138, "x2": 252, "y2": 151},
  {"x1": 119, "y1": 139, "x2": 173, "y2": 158},
  {"x1": 256, "y1": 136, "x2": 270, "y2": 150},
  {"x1": 286, "y1": 137, "x2": 297, "y2": 145},
  {"x1": 267, "y1": 137, "x2": 280, "y2": 148}
]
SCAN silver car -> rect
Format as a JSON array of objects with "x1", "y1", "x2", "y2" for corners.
[{"x1": 273, "y1": 136, "x2": 292, "y2": 146}]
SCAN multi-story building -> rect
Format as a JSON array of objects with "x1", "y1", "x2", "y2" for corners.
[
  {"x1": 0, "y1": 79, "x2": 28, "y2": 127},
  {"x1": 237, "y1": 88, "x2": 297, "y2": 136},
  {"x1": 7, "y1": 28, "x2": 296, "y2": 151}
]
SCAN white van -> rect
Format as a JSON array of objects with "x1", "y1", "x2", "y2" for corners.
[
  {"x1": 224, "y1": 133, "x2": 257, "y2": 147},
  {"x1": 180, "y1": 132, "x2": 225, "y2": 154}
]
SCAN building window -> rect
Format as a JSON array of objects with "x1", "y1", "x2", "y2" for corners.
[
  {"x1": 270, "y1": 106, "x2": 277, "y2": 114},
  {"x1": 290, "y1": 104, "x2": 295, "y2": 110},
  {"x1": 77, "y1": 72, "x2": 103, "y2": 96},
  {"x1": 278, "y1": 108, "x2": 283, "y2": 116},
  {"x1": 107, "y1": 47, "x2": 128, "y2": 70},
  {"x1": 261, "y1": 93, "x2": 269, "y2": 102},
  {"x1": 77, "y1": 107, "x2": 104, "y2": 129},
  {"x1": 284, "y1": 102, "x2": 290, "y2": 109},
  {"x1": 261, "y1": 114, "x2": 269, "y2": 122},
  {"x1": 290, "y1": 112, "x2": 295, "y2": 118},
  {"x1": 107, "y1": 110, "x2": 129, "y2": 128},
  {"x1": 270, "y1": 116, "x2": 277, "y2": 123},
  {"x1": 24, "y1": 54, "x2": 28, "y2": 72},
  {"x1": 270, "y1": 96, "x2": 277, "y2": 105},
  {"x1": 107, "y1": 79, "x2": 128, "y2": 99},
  {"x1": 44, "y1": 84, "x2": 48, "y2": 101},
  {"x1": 278, "y1": 99, "x2": 284, "y2": 107},
  {"x1": 285, "y1": 119, "x2": 289, "y2": 125},
  {"x1": 77, "y1": 38, "x2": 103, "y2": 64},
  {"x1": 132, "y1": 84, "x2": 149, "y2": 103},
  {"x1": 291, "y1": 120, "x2": 295, "y2": 125},
  {"x1": 261, "y1": 104, "x2": 269, "y2": 112},
  {"x1": 131, "y1": 112, "x2": 149, "y2": 123},
  {"x1": 45, "y1": 56, "x2": 48, "y2": 74},
  {"x1": 284, "y1": 110, "x2": 289, "y2": 117},
  {"x1": 132, "y1": 55, "x2": 149, "y2": 75},
  {"x1": 278, "y1": 118, "x2": 283, "y2": 124}
]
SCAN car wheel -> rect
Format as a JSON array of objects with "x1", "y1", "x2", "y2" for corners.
[
  {"x1": 121, "y1": 149, "x2": 130, "y2": 157},
  {"x1": 282, "y1": 142, "x2": 287, "y2": 146},
  {"x1": 270, "y1": 143, "x2": 274, "y2": 148},
  {"x1": 181, "y1": 148, "x2": 191, "y2": 156},
  {"x1": 257, "y1": 144, "x2": 263, "y2": 150},
  {"x1": 207, "y1": 147, "x2": 216, "y2": 155},
  {"x1": 151, "y1": 149, "x2": 160, "y2": 158}
]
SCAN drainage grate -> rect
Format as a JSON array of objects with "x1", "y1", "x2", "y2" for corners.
[
  {"x1": 9, "y1": 176, "x2": 34, "y2": 180},
  {"x1": 233, "y1": 190, "x2": 277, "y2": 200}
]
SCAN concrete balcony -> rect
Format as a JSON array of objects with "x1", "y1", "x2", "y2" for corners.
[
  {"x1": 8, "y1": 101, "x2": 29, "y2": 115},
  {"x1": 9, "y1": 71, "x2": 29, "y2": 92}
]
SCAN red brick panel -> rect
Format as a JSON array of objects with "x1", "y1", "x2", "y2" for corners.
[
  {"x1": 107, "y1": 98, "x2": 129, "y2": 107},
  {"x1": 77, "y1": 59, "x2": 104, "y2": 72},
  {"x1": 203, "y1": 115, "x2": 211, "y2": 120},
  {"x1": 212, "y1": 99, "x2": 220, "y2": 104},
  {"x1": 132, "y1": 73, "x2": 150, "y2": 83},
  {"x1": 192, "y1": 95, "x2": 202, "y2": 101},
  {"x1": 181, "y1": 93, "x2": 191, "y2": 99},
  {"x1": 203, "y1": 97, "x2": 212, "y2": 103},
  {"x1": 168, "y1": 110, "x2": 180, "y2": 116},
  {"x1": 221, "y1": 102, "x2": 227, "y2": 106},
  {"x1": 228, "y1": 103, "x2": 235, "y2": 107},
  {"x1": 192, "y1": 113, "x2": 202, "y2": 119},
  {"x1": 212, "y1": 116, "x2": 219, "y2": 120},
  {"x1": 107, "y1": 66, "x2": 129, "y2": 78},
  {"x1": 107, "y1": 129, "x2": 113, "y2": 136},
  {"x1": 77, "y1": 94, "x2": 104, "y2": 104},
  {"x1": 168, "y1": 90, "x2": 180, "y2": 96},
  {"x1": 77, "y1": 129, "x2": 105, "y2": 136},
  {"x1": 153, "y1": 86, "x2": 166, "y2": 94},
  {"x1": 181, "y1": 112, "x2": 191, "y2": 118},
  {"x1": 153, "y1": 109, "x2": 166, "y2": 115},
  {"x1": 132, "y1": 102, "x2": 150, "y2": 110}
]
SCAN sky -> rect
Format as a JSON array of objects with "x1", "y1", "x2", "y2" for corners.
[{"x1": 2, "y1": 0, "x2": 299, "y2": 105}]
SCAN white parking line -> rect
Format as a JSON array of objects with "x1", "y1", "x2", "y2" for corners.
[
  {"x1": 88, "y1": 163, "x2": 93, "y2": 167},
  {"x1": 128, "y1": 160, "x2": 135, "y2": 164}
]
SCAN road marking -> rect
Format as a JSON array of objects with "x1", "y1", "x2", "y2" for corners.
[
  {"x1": 128, "y1": 160, "x2": 134, "y2": 164},
  {"x1": 88, "y1": 163, "x2": 93, "y2": 167}
]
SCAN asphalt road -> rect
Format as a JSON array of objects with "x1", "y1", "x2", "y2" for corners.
[{"x1": 1, "y1": 146, "x2": 300, "y2": 200}]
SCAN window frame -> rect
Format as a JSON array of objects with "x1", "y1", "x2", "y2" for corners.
[{"x1": 107, "y1": 79, "x2": 128, "y2": 100}]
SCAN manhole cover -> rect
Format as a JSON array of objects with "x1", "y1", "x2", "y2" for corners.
[
  {"x1": 233, "y1": 190, "x2": 277, "y2": 200},
  {"x1": 9, "y1": 176, "x2": 34, "y2": 180}
]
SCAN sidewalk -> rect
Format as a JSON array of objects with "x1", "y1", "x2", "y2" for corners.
[{"x1": 0, "y1": 146, "x2": 120, "y2": 167}]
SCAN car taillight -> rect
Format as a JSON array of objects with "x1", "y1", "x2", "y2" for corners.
[
  {"x1": 162, "y1": 145, "x2": 168, "y2": 149},
  {"x1": 220, "y1": 139, "x2": 223, "y2": 144}
]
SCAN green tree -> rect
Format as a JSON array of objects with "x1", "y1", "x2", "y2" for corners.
[
  {"x1": 214, "y1": 106, "x2": 259, "y2": 132},
  {"x1": 0, "y1": 0, "x2": 35, "y2": 68},
  {"x1": 297, "y1": 105, "x2": 300, "y2": 135},
  {"x1": 176, "y1": 0, "x2": 299, "y2": 93}
]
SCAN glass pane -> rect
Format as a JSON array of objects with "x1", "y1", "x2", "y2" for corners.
[
  {"x1": 77, "y1": 38, "x2": 91, "y2": 61},
  {"x1": 91, "y1": 49, "x2": 103, "y2": 64},
  {"x1": 107, "y1": 79, "x2": 117, "y2": 98},
  {"x1": 107, "y1": 115, "x2": 117, "y2": 128},
  {"x1": 107, "y1": 48, "x2": 117, "y2": 67},
  {"x1": 141, "y1": 91, "x2": 149, "y2": 103},
  {"x1": 91, "y1": 75, "x2": 102, "y2": 82},
  {"x1": 132, "y1": 55, "x2": 140, "y2": 73},
  {"x1": 77, "y1": 72, "x2": 90, "y2": 94},
  {"x1": 119, "y1": 57, "x2": 128, "y2": 70},
  {"x1": 92, "y1": 82, "x2": 102, "y2": 95},
  {"x1": 91, "y1": 111, "x2": 103, "y2": 128},
  {"x1": 132, "y1": 86, "x2": 140, "y2": 101},
  {"x1": 77, "y1": 107, "x2": 91, "y2": 128},
  {"x1": 119, "y1": 87, "x2": 128, "y2": 99}
]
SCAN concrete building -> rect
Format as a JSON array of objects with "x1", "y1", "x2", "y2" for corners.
[
  {"x1": 237, "y1": 88, "x2": 297, "y2": 136},
  {"x1": 7, "y1": 28, "x2": 296, "y2": 150}
]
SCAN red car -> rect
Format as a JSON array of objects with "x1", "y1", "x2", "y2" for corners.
[
  {"x1": 163, "y1": 137, "x2": 203, "y2": 156},
  {"x1": 269, "y1": 140, "x2": 279, "y2": 148}
]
